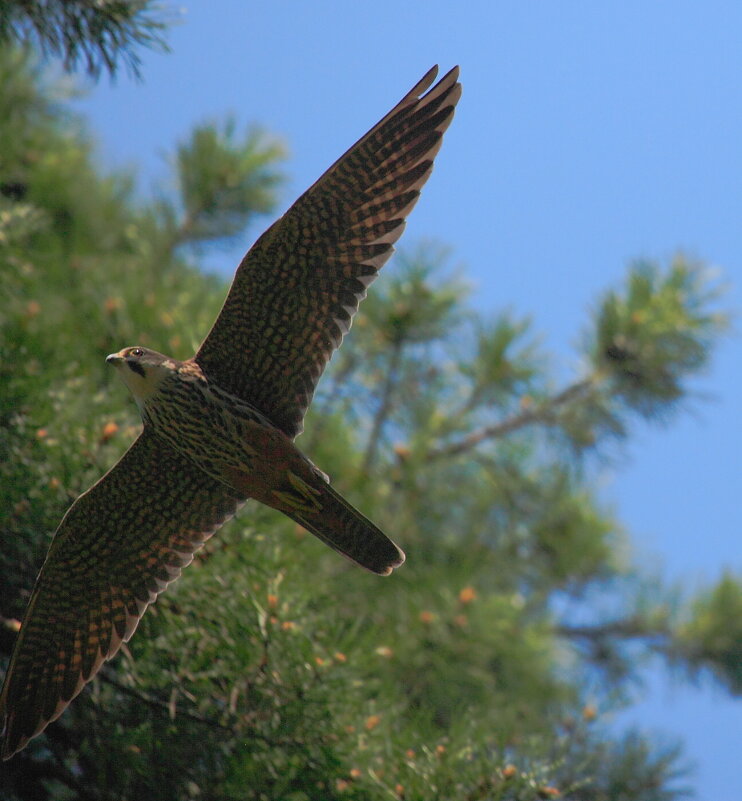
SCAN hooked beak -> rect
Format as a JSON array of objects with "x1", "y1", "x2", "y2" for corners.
[{"x1": 106, "y1": 352, "x2": 124, "y2": 366}]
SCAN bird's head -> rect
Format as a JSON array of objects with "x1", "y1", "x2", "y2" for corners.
[{"x1": 106, "y1": 347, "x2": 179, "y2": 407}]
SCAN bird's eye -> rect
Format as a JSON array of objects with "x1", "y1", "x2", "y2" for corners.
[{"x1": 130, "y1": 348, "x2": 144, "y2": 358}]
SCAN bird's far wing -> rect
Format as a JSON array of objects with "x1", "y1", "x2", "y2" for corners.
[
  {"x1": 0, "y1": 429, "x2": 244, "y2": 760},
  {"x1": 195, "y1": 66, "x2": 461, "y2": 438}
]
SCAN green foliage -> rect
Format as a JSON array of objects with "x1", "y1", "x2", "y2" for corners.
[
  {"x1": 566, "y1": 730, "x2": 692, "y2": 801},
  {"x1": 173, "y1": 119, "x2": 287, "y2": 248},
  {"x1": 672, "y1": 572, "x2": 742, "y2": 694},
  {"x1": 0, "y1": 49, "x2": 735, "y2": 801},
  {"x1": 591, "y1": 260, "x2": 726, "y2": 419},
  {"x1": 0, "y1": 0, "x2": 170, "y2": 79},
  {"x1": 361, "y1": 244, "x2": 466, "y2": 347}
]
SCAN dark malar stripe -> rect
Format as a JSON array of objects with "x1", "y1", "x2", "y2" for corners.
[{"x1": 127, "y1": 362, "x2": 146, "y2": 378}]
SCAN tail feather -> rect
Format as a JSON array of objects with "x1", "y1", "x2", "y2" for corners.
[{"x1": 287, "y1": 482, "x2": 404, "y2": 575}]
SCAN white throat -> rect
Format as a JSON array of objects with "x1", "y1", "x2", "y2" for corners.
[{"x1": 116, "y1": 361, "x2": 175, "y2": 408}]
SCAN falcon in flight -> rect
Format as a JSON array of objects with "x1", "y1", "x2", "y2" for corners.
[{"x1": 0, "y1": 65, "x2": 461, "y2": 759}]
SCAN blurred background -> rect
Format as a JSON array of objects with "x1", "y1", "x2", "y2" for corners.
[{"x1": 1, "y1": 2, "x2": 740, "y2": 799}]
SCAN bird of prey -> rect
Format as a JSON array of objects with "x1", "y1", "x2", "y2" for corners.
[{"x1": 0, "y1": 65, "x2": 461, "y2": 759}]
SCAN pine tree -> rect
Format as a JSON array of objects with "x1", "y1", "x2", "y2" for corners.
[
  {"x1": 0, "y1": 0, "x2": 170, "y2": 78},
  {"x1": 1, "y1": 48, "x2": 738, "y2": 801}
]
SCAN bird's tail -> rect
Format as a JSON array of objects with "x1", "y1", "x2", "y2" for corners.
[{"x1": 280, "y1": 476, "x2": 405, "y2": 576}]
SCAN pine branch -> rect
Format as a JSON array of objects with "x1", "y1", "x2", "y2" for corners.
[
  {"x1": 98, "y1": 670, "x2": 232, "y2": 731},
  {"x1": 362, "y1": 339, "x2": 404, "y2": 472},
  {"x1": 429, "y1": 378, "x2": 595, "y2": 461},
  {"x1": 0, "y1": 0, "x2": 171, "y2": 80},
  {"x1": 555, "y1": 617, "x2": 670, "y2": 643}
]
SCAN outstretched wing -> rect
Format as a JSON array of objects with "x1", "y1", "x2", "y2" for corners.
[
  {"x1": 195, "y1": 65, "x2": 461, "y2": 438},
  {"x1": 0, "y1": 429, "x2": 244, "y2": 760}
]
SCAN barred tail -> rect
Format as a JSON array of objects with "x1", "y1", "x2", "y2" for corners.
[{"x1": 288, "y1": 482, "x2": 405, "y2": 576}]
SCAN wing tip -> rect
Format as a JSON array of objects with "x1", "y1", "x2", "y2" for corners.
[
  {"x1": 414, "y1": 64, "x2": 460, "y2": 92},
  {"x1": 0, "y1": 666, "x2": 89, "y2": 759},
  {"x1": 371, "y1": 545, "x2": 406, "y2": 577},
  {"x1": 1, "y1": 738, "x2": 21, "y2": 761},
  {"x1": 402, "y1": 64, "x2": 461, "y2": 114},
  {"x1": 0, "y1": 713, "x2": 31, "y2": 761},
  {"x1": 406, "y1": 65, "x2": 439, "y2": 101},
  {"x1": 442, "y1": 64, "x2": 461, "y2": 85}
]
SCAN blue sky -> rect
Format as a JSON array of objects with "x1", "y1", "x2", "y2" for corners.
[{"x1": 71, "y1": 2, "x2": 740, "y2": 797}]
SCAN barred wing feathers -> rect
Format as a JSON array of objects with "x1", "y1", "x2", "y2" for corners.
[
  {"x1": 0, "y1": 430, "x2": 244, "y2": 759},
  {"x1": 196, "y1": 66, "x2": 461, "y2": 438}
]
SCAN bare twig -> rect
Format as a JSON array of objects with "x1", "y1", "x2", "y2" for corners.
[{"x1": 428, "y1": 378, "x2": 594, "y2": 461}]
